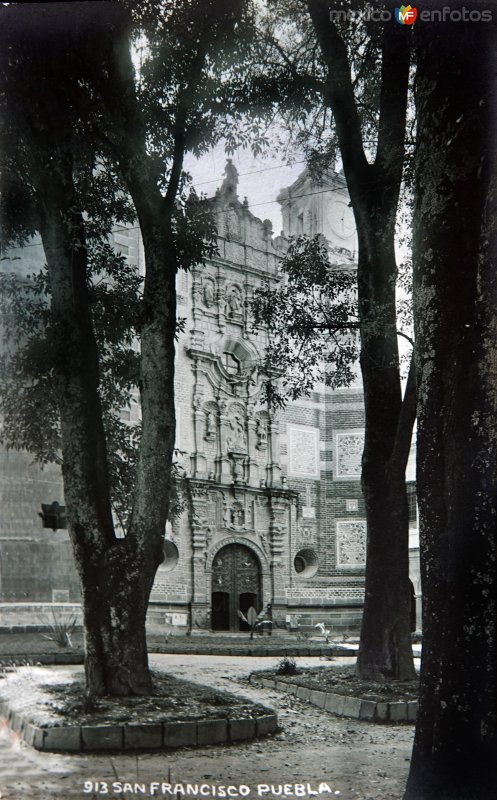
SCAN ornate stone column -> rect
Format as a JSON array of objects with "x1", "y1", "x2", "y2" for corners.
[
  {"x1": 244, "y1": 403, "x2": 259, "y2": 486},
  {"x1": 215, "y1": 400, "x2": 232, "y2": 482},
  {"x1": 217, "y1": 273, "x2": 227, "y2": 333},
  {"x1": 268, "y1": 490, "x2": 291, "y2": 611},
  {"x1": 266, "y1": 416, "x2": 282, "y2": 488},
  {"x1": 189, "y1": 482, "x2": 210, "y2": 630},
  {"x1": 190, "y1": 392, "x2": 207, "y2": 478},
  {"x1": 190, "y1": 268, "x2": 205, "y2": 350}
]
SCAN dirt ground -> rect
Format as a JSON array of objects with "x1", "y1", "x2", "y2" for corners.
[{"x1": 0, "y1": 654, "x2": 416, "y2": 800}]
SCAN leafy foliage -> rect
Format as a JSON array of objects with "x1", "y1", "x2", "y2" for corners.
[
  {"x1": 245, "y1": 0, "x2": 392, "y2": 171},
  {"x1": 251, "y1": 234, "x2": 359, "y2": 407},
  {"x1": 0, "y1": 0, "x2": 253, "y2": 541},
  {"x1": 0, "y1": 244, "x2": 142, "y2": 530}
]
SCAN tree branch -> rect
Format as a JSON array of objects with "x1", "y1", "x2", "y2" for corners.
[
  {"x1": 374, "y1": 17, "x2": 412, "y2": 188},
  {"x1": 262, "y1": 32, "x2": 325, "y2": 95},
  {"x1": 388, "y1": 352, "x2": 417, "y2": 476},
  {"x1": 306, "y1": 0, "x2": 370, "y2": 191},
  {"x1": 397, "y1": 330, "x2": 414, "y2": 347}
]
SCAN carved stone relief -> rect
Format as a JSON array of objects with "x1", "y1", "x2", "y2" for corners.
[
  {"x1": 288, "y1": 426, "x2": 319, "y2": 478},
  {"x1": 255, "y1": 495, "x2": 270, "y2": 532},
  {"x1": 336, "y1": 520, "x2": 366, "y2": 567},
  {"x1": 297, "y1": 524, "x2": 317, "y2": 545},
  {"x1": 225, "y1": 207, "x2": 242, "y2": 242},
  {"x1": 336, "y1": 431, "x2": 365, "y2": 479},
  {"x1": 207, "y1": 492, "x2": 220, "y2": 528}
]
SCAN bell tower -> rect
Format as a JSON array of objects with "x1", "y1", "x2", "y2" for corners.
[{"x1": 277, "y1": 169, "x2": 358, "y2": 257}]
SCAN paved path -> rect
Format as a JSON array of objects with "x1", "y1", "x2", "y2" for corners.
[{"x1": 0, "y1": 655, "x2": 414, "y2": 800}]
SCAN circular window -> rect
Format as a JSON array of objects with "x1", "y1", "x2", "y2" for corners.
[
  {"x1": 293, "y1": 548, "x2": 318, "y2": 578},
  {"x1": 162, "y1": 540, "x2": 179, "y2": 572},
  {"x1": 294, "y1": 555, "x2": 306, "y2": 574}
]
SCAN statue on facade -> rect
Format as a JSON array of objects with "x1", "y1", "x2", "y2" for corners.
[
  {"x1": 256, "y1": 418, "x2": 268, "y2": 449},
  {"x1": 204, "y1": 411, "x2": 216, "y2": 441},
  {"x1": 203, "y1": 281, "x2": 215, "y2": 308},
  {"x1": 230, "y1": 503, "x2": 245, "y2": 527},
  {"x1": 221, "y1": 158, "x2": 238, "y2": 194},
  {"x1": 227, "y1": 414, "x2": 247, "y2": 451},
  {"x1": 226, "y1": 285, "x2": 242, "y2": 315}
]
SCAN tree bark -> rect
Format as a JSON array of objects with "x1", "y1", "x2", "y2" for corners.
[
  {"x1": 8, "y1": 5, "x2": 175, "y2": 695},
  {"x1": 405, "y1": 8, "x2": 497, "y2": 799},
  {"x1": 306, "y1": 0, "x2": 415, "y2": 679},
  {"x1": 355, "y1": 224, "x2": 416, "y2": 681},
  {"x1": 1, "y1": 1, "x2": 236, "y2": 696},
  {"x1": 37, "y1": 157, "x2": 164, "y2": 696},
  {"x1": 79, "y1": 540, "x2": 158, "y2": 696}
]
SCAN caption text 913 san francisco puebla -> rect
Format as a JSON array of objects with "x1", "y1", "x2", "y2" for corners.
[{"x1": 82, "y1": 781, "x2": 342, "y2": 797}]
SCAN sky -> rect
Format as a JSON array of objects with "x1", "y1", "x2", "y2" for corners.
[{"x1": 185, "y1": 143, "x2": 307, "y2": 235}]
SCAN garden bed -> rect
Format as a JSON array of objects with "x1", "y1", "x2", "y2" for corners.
[
  {"x1": 0, "y1": 665, "x2": 277, "y2": 751},
  {"x1": 252, "y1": 662, "x2": 419, "y2": 704},
  {"x1": 249, "y1": 661, "x2": 419, "y2": 723}
]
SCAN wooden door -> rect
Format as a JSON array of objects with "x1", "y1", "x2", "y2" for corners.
[{"x1": 211, "y1": 544, "x2": 261, "y2": 631}]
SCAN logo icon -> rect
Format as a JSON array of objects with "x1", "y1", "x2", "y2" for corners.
[{"x1": 395, "y1": 5, "x2": 417, "y2": 24}]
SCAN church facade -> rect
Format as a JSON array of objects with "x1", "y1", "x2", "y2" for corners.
[{"x1": 0, "y1": 163, "x2": 420, "y2": 633}]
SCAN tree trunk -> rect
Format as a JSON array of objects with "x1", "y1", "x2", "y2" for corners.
[
  {"x1": 90, "y1": 20, "x2": 180, "y2": 552},
  {"x1": 38, "y1": 160, "x2": 169, "y2": 696},
  {"x1": 356, "y1": 226, "x2": 416, "y2": 681},
  {"x1": 2, "y1": 3, "x2": 211, "y2": 697},
  {"x1": 306, "y1": 0, "x2": 415, "y2": 679},
  {"x1": 358, "y1": 472, "x2": 414, "y2": 679},
  {"x1": 79, "y1": 541, "x2": 159, "y2": 696},
  {"x1": 405, "y1": 9, "x2": 497, "y2": 799}
]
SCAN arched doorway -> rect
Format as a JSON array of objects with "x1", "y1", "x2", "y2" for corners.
[{"x1": 211, "y1": 543, "x2": 261, "y2": 631}]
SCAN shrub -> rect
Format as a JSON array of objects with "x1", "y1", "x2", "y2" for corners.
[{"x1": 275, "y1": 656, "x2": 298, "y2": 676}]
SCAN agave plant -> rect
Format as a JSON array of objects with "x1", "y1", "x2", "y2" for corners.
[
  {"x1": 41, "y1": 610, "x2": 77, "y2": 648},
  {"x1": 314, "y1": 622, "x2": 331, "y2": 643},
  {"x1": 237, "y1": 606, "x2": 272, "y2": 639}
]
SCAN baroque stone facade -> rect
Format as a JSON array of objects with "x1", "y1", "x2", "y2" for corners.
[
  {"x1": 0, "y1": 162, "x2": 420, "y2": 632},
  {"x1": 150, "y1": 164, "x2": 370, "y2": 632}
]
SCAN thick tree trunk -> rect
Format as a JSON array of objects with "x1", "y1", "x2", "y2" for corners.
[
  {"x1": 405, "y1": 9, "x2": 497, "y2": 799},
  {"x1": 38, "y1": 162, "x2": 170, "y2": 696},
  {"x1": 6, "y1": 14, "x2": 169, "y2": 695},
  {"x1": 79, "y1": 541, "x2": 159, "y2": 696}
]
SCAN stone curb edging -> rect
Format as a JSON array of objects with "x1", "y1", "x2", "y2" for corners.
[
  {"x1": 0, "y1": 652, "x2": 84, "y2": 667},
  {"x1": 250, "y1": 676, "x2": 417, "y2": 724},
  {"x1": 0, "y1": 697, "x2": 278, "y2": 752},
  {"x1": 0, "y1": 645, "x2": 356, "y2": 666}
]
